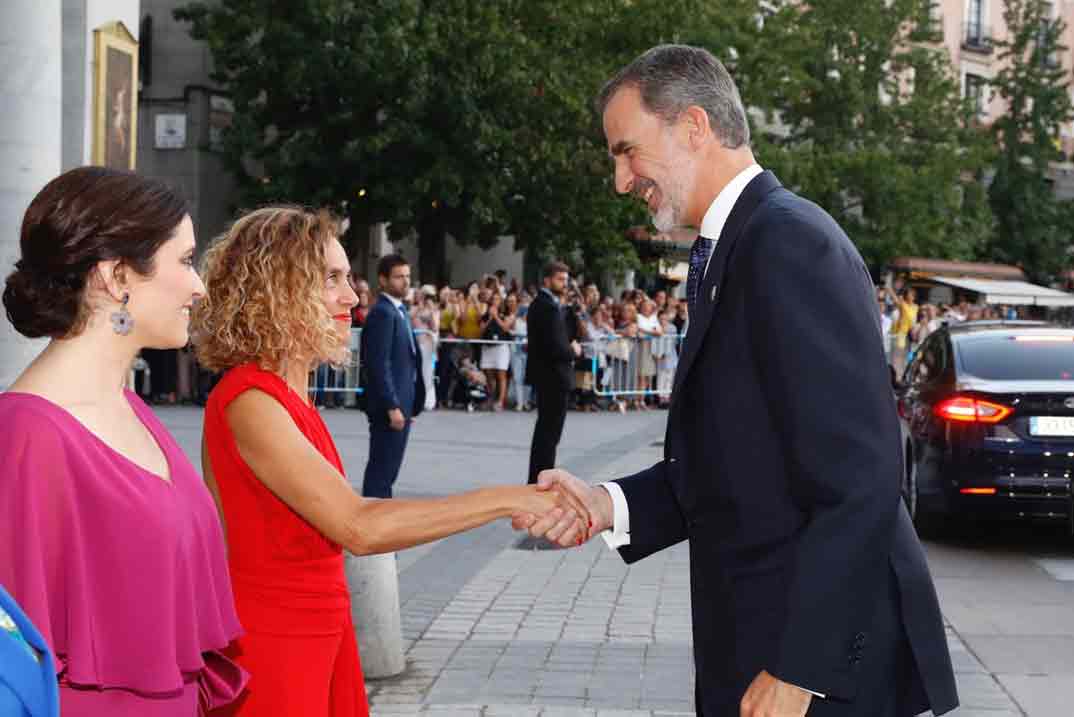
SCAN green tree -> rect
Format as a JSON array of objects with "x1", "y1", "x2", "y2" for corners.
[
  {"x1": 175, "y1": 0, "x2": 753, "y2": 284},
  {"x1": 738, "y1": 0, "x2": 994, "y2": 270},
  {"x1": 986, "y1": 0, "x2": 1074, "y2": 281}
]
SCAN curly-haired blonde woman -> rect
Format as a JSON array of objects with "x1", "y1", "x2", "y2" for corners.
[{"x1": 193, "y1": 207, "x2": 589, "y2": 717}]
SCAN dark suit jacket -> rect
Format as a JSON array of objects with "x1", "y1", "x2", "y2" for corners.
[
  {"x1": 360, "y1": 294, "x2": 424, "y2": 424},
  {"x1": 613, "y1": 172, "x2": 957, "y2": 715},
  {"x1": 524, "y1": 290, "x2": 575, "y2": 391}
]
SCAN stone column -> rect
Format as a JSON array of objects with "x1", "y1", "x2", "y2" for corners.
[
  {"x1": 0, "y1": 0, "x2": 62, "y2": 389},
  {"x1": 345, "y1": 552, "x2": 406, "y2": 678}
]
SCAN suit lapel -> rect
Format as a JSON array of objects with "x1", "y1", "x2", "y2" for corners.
[{"x1": 671, "y1": 171, "x2": 783, "y2": 400}]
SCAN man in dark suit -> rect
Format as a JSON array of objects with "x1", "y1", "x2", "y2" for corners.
[
  {"x1": 524, "y1": 260, "x2": 581, "y2": 484},
  {"x1": 516, "y1": 45, "x2": 958, "y2": 717},
  {"x1": 360, "y1": 254, "x2": 424, "y2": 498}
]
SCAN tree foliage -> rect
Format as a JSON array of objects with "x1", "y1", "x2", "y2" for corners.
[
  {"x1": 986, "y1": 0, "x2": 1074, "y2": 281},
  {"x1": 175, "y1": 0, "x2": 753, "y2": 283},
  {"x1": 738, "y1": 0, "x2": 994, "y2": 270}
]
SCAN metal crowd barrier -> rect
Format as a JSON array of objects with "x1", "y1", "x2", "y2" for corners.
[
  {"x1": 587, "y1": 334, "x2": 684, "y2": 398},
  {"x1": 307, "y1": 329, "x2": 528, "y2": 403},
  {"x1": 308, "y1": 328, "x2": 686, "y2": 405}
]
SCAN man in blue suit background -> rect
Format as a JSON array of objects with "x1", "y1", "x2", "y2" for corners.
[
  {"x1": 518, "y1": 45, "x2": 958, "y2": 716},
  {"x1": 361, "y1": 254, "x2": 425, "y2": 498}
]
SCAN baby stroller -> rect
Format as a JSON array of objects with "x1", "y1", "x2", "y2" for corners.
[{"x1": 447, "y1": 349, "x2": 489, "y2": 412}]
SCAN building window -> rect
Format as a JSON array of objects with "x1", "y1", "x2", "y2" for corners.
[
  {"x1": 968, "y1": 0, "x2": 984, "y2": 34},
  {"x1": 965, "y1": 73, "x2": 987, "y2": 119},
  {"x1": 964, "y1": 0, "x2": 992, "y2": 53},
  {"x1": 1039, "y1": 1, "x2": 1061, "y2": 68}
]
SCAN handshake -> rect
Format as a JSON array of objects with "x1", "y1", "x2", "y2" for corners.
[{"x1": 510, "y1": 469, "x2": 615, "y2": 547}]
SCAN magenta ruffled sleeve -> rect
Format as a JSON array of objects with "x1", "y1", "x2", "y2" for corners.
[{"x1": 0, "y1": 393, "x2": 246, "y2": 703}]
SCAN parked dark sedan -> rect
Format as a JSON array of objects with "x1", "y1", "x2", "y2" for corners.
[{"x1": 897, "y1": 321, "x2": 1074, "y2": 535}]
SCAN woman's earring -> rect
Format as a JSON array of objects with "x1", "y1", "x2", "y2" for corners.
[{"x1": 110, "y1": 292, "x2": 134, "y2": 336}]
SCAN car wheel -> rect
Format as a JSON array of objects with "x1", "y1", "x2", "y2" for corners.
[{"x1": 906, "y1": 446, "x2": 945, "y2": 539}]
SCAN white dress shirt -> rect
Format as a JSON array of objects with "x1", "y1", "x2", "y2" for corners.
[{"x1": 595, "y1": 164, "x2": 826, "y2": 699}]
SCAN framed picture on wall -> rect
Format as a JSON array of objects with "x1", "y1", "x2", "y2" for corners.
[{"x1": 92, "y1": 21, "x2": 139, "y2": 170}]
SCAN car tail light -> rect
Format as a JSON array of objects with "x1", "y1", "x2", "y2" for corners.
[
  {"x1": 960, "y1": 487, "x2": 997, "y2": 495},
  {"x1": 934, "y1": 396, "x2": 1013, "y2": 424}
]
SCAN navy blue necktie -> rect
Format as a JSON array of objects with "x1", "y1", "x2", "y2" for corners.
[{"x1": 687, "y1": 235, "x2": 715, "y2": 316}]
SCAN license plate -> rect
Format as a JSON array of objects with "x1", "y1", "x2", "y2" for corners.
[{"x1": 1029, "y1": 416, "x2": 1074, "y2": 436}]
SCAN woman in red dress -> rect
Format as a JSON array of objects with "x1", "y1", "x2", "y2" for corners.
[{"x1": 193, "y1": 207, "x2": 588, "y2": 717}]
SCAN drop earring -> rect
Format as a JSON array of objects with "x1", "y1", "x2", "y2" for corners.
[{"x1": 110, "y1": 293, "x2": 134, "y2": 336}]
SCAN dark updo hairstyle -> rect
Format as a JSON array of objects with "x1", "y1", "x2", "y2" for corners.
[{"x1": 3, "y1": 166, "x2": 188, "y2": 339}]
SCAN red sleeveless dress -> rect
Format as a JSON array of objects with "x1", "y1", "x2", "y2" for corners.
[{"x1": 204, "y1": 363, "x2": 369, "y2": 717}]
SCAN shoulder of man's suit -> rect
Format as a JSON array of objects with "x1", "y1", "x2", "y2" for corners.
[{"x1": 746, "y1": 190, "x2": 851, "y2": 254}]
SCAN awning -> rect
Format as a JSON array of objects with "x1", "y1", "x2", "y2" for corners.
[
  {"x1": 660, "y1": 260, "x2": 688, "y2": 282},
  {"x1": 930, "y1": 275, "x2": 1074, "y2": 306},
  {"x1": 889, "y1": 257, "x2": 1026, "y2": 280}
]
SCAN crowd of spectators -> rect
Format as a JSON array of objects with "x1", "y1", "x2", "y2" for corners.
[
  {"x1": 129, "y1": 268, "x2": 691, "y2": 412},
  {"x1": 130, "y1": 269, "x2": 1047, "y2": 412},
  {"x1": 350, "y1": 271, "x2": 691, "y2": 414},
  {"x1": 878, "y1": 279, "x2": 1023, "y2": 374}
]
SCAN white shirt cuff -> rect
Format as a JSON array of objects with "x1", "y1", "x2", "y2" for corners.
[
  {"x1": 597, "y1": 481, "x2": 631, "y2": 549},
  {"x1": 791, "y1": 683, "x2": 826, "y2": 699}
]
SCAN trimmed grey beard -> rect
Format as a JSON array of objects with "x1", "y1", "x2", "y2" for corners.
[
  {"x1": 650, "y1": 166, "x2": 690, "y2": 233},
  {"x1": 652, "y1": 201, "x2": 680, "y2": 233}
]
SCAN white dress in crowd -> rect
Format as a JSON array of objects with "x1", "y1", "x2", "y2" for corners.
[
  {"x1": 636, "y1": 311, "x2": 661, "y2": 378},
  {"x1": 509, "y1": 316, "x2": 530, "y2": 408},
  {"x1": 479, "y1": 313, "x2": 512, "y2": 371},
  {"x1": 414, "y1": 306, "x2": 439, "y2": 411}
]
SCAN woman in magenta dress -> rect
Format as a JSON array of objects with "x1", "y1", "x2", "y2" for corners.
[
  {"x1": 192, "y1": 207, "x2": 589, "y2": 716},
  {"x1": 0, "y1": 167, "x2": 246, "y2": 716}
]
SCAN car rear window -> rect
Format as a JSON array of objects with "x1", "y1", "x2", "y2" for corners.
[{"x1": 958, "y1": 336, "x2": 1074, "y2": 380}]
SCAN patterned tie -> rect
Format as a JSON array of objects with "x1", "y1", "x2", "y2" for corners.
[{"x1": 687, "y1": 235, "x2": 715, "y2": 316}]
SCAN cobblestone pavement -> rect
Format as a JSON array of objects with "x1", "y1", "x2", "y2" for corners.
[{"x1": 154, "y1": 405, "x2": 1074, "y2": 716}]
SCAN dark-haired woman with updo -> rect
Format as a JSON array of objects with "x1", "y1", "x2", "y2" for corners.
[{"x1": 0, "y1": 167, "x2": 246, "y2": 716}]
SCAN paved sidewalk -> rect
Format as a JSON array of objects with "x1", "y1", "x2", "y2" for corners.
[{"x1": 152, "y1": 405, "x2": 1071, "y2": 716}]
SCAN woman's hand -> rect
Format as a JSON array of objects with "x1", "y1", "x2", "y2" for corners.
[{"x1": 514, "y1": 485, "x2": 591, "y2": 546}]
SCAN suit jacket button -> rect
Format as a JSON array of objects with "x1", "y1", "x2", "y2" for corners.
[{"x1": 668, "y1": 457, "x2": 678, "y2": 463}]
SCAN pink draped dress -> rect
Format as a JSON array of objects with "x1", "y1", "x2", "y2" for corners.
[{"x1": 0, "y1": 391, "x2": 247, "y2": 716}]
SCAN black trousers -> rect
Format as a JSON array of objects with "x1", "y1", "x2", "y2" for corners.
[{"x1": 528, "y1": 384, "x2": 568, "y2": 484}]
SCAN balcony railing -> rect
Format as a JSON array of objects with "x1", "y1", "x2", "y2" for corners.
[{"x1": 962, "y1": 22, "x2": 994, "y2": 54}]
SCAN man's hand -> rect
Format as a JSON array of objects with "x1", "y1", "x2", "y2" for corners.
[
  {"x1": 388, "y1": 408, "x2": 406, "y2": 431},
  {"x1": 570, "y1": 340, "x2": 582, "y2": 357},
  {"x1": 511, "y1": 469, "x2": 614, "y2": 546},
  {"x1": 740, "y1": 670, "x2": 812, "y2": 717}
]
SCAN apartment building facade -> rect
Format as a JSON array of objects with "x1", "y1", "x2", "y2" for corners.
[{"x1": 934, "y1": 0, "x2": 1074, "y2": 160}]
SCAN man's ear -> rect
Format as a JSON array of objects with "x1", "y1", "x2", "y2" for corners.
[{"x1": 681, "y1": 105, "x2": 712, "y2": 149}]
